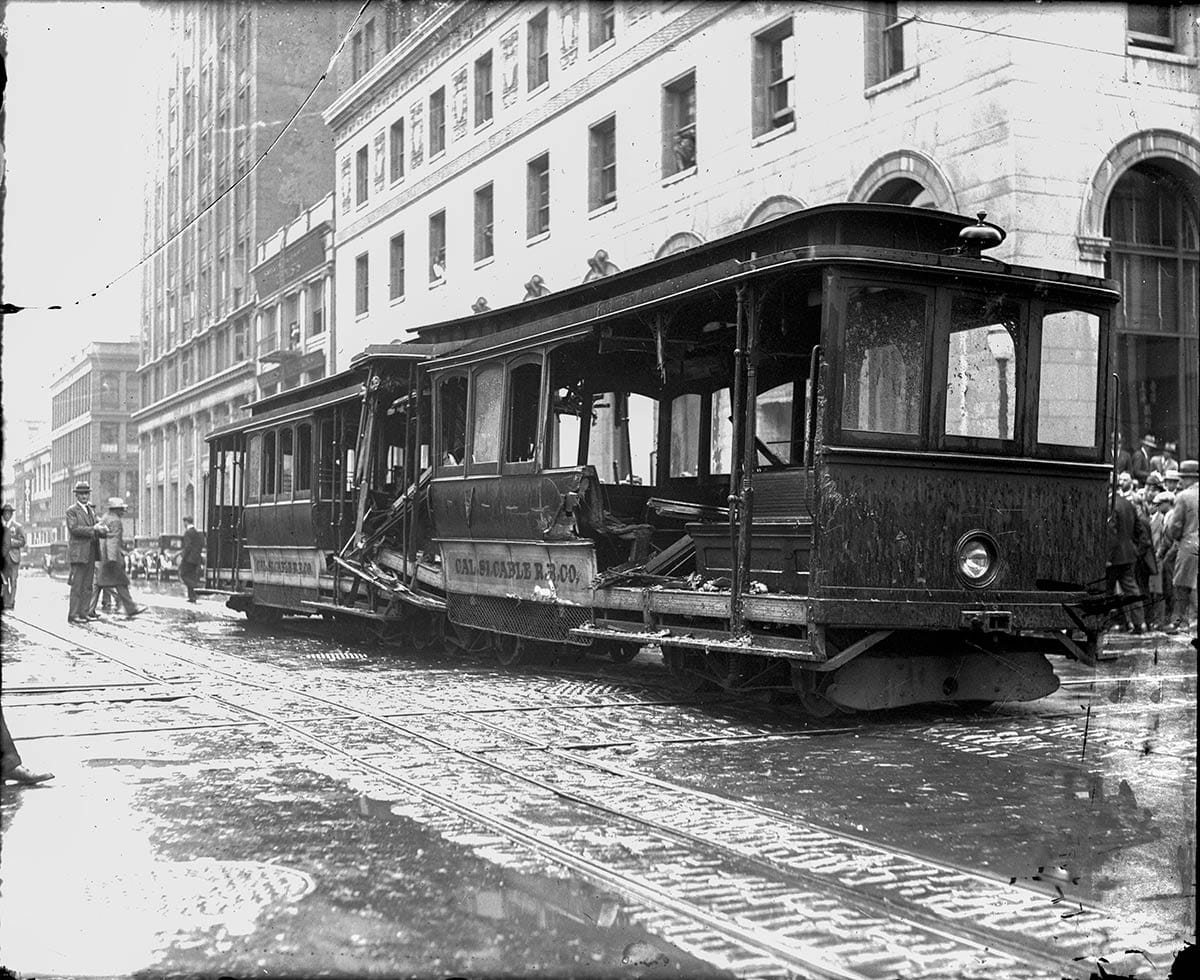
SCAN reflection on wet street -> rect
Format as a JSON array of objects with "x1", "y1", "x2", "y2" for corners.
[{"x1": 2, "y1": 571, "x2": 1195, "y2": 978}]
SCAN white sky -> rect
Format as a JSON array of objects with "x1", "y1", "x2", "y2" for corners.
[{"x1": 2, "y1": 1, "x2": 162, "y2": 462}]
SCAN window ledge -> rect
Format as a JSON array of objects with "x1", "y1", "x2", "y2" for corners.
[
  {"x1": 526, "y1": 230, "x2": 551, "y2": 247},
  {"x1": 474, "y1": 117, "x2": 494, "y2": 135},
  {"x1": 389, "y1": 294, "x2": 406, "y2": 307},
  {"x1": 1125, "y1": 44, "x2": 1197, "y2": 67},
  {"x1": 588, "y1": 201, "x2": 618, "y2": 219},
  {"x1": 473, "y1": 256, "x2": 495, "y2": 271},
  {"x1": 354, "y1": 311, "x2": 369, "y2": 322},
  {"x1": 528, "y1": 81, "x2": 550, "y2": 99},
  {"x1": 428, "y1": 277, "x2": 447, "y2": 290},
  {"x1": 662, "y1": 165, "x2": 697, "y2": 187},
  {"x1": 389, "y1": 175, "x2": 406, "y2": 189},
  {"x1": 751, "y1": 120, "x2": 795, "y2": 148},
  {"x1": 865, "y1": 65, "x2": 919, "y2": 98},
  {"x1": 429, "y1": 150, "x2": 446, "y2": 165},
  {"x1": 355, "y1": 200, "x2": 369, "y2": 212},
  {"x1": 588, "y1": 38, "x2": 616, "y2": 59}
]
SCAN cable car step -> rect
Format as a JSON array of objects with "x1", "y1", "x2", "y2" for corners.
[{"x1": 569, "y1": 622, "x2": 822, "y2": 662}]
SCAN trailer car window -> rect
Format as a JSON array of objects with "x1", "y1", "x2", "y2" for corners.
[
  {"x1": 279, "y1": 426, "x2": 294, "y2": 496},
  {"x1": 549, "y1": 385, "x2": 583, "y2": 467},
  {"x1": 295, "y1": 424, "x2": 312, "y2": 493},
  {"x1": 471, "y1": 365, "x2": 503, "y2": 464},
  {"x1": 589, "y1": 391, "x2": 656, "y2": 484},
  {"x1": 246, "y1": 435, "x2": 261, "y2": 503},
  {"x1": 840, "y1": 286, "x2": 927, "y2": 436},
  {"x1": 710, "y1": 389, "x2": 734, "y2": 474},
  {"x1": 261, "y1": 431, "x2": 276, "y2": 498},
  {"x1": 942, "y1": 295, "x2": 1019, "y2": 442},
  {"x1": 1038, "y1": 309, "x2": 1100, "y2": 448}
]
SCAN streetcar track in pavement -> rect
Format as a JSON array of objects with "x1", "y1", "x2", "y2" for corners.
[{"x1": 6, "y1": 612, "x2": 1184, "y2": 978}]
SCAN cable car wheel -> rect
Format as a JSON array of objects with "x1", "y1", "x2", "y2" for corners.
[
  {"x1": 493, "y1": 634, "x2": 557, "y2": 667},
  {"x1": 663, "y1": 649, "x2": 718, "y2": 693},
  {"x1": 245, "y1": 603, "x2": 283, "y2": 626},
  {"x1": 790, "y1": 663, "x2": 842, "y2": 717}
]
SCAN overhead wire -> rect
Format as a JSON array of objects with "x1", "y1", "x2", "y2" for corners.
[
  {"x1": 1, "y1": 0, "x2": 372, "y2": 315},
  {"x1": 2, "y1": 0, "x2": 1176, "y2": 315}
]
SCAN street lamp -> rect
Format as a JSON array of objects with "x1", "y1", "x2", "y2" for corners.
[{"x1": 986, "y1": 325, "x2": 1014, "y2": 440}]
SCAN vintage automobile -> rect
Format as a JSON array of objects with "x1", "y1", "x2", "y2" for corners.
[
  {"x1": 43, "y1": 542, "x2": 70, "y2": 576},
  {"x1": 157, "y1": 534, "x2": 186, "y2": 581}
]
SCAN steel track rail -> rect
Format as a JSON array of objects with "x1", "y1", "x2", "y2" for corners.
[{"x1": 6, "y1": 614, "x2": 1154, "y2": 977}]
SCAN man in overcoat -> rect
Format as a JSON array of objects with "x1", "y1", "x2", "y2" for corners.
[
  {"x1": 66, "y1": 481, "x2": 108, "y2": 623},
  {"x1": 1106, "y1": 484, "x2": 1147, "y2": 634},
  {"x1": 89, "y1": 498, "x2": 145, "y2": 619},
  {"x1": 1131, "y1": 434, "x2": 1157, "y2": 488},
  {"x1": 2, "y1": 502, "x2": 26, "y2": 610},
  {"x1": 179, "y1": 516, "x2": 204, "y2": 603},
  {"x1": 1164, "y1": 460, "x2": 1198, "y2": 633}
]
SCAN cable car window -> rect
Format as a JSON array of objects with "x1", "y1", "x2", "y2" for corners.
[
  {"x1": 295, "y1": 423, "x2": 312, "y2": 493},
  {"x1": 841, "y1": 286, "x2": 927, "y2": 436},
  {"x1": 438, "y1": 375, "x2": 468, "y2": 467},
  {"x1": 343, "y1": 416, "x2": 359, "y2": 495},
  {"x1": 1038, "y1": 309, "x2": 1100, "y2": 448},
  {"x1": 710, "y1": 389, "x2": 734, "y2": 475},
  {"x1": 279, "y1": 426, "x2": 294, "y2": 496},
  {"x1": 549, "y1": 385, "x2": 583, "y2": 467},
  {"x1": 942, "y1": 294, "x2": 1020, "y2": 442},
  {"x1": 506, "y1": 362, "x2": 542, "y2": 463},
  {"x1": 589, "y1": 391, "x2": 656, "y2": 484},
  {"x1": 670, "y1": 393, "x2": 701, "y2": 477},
  {"x1": 261, "y1": 430, "x2": 276, "y2": 498},
  {"x1": 246, "y1": 435, "x2": 261, "y2": 503},
  {"x1": 756, "y1": 382, "x2": 795, "y2": 465},
  {"x1": 471, "y1": 365, "x2": 504, "y2": 464}
]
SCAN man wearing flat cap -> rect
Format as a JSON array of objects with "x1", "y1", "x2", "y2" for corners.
[{"x1": 65, "y1": 481, "x2": 108, "y2": 623}]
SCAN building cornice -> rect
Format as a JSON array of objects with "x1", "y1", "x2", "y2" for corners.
[
  {"x1": 323, "y1": 2, "x2": 511, "y2": 143},
  {"x1": 132, "y1": 362, "x2": 256, "y2": 424}
]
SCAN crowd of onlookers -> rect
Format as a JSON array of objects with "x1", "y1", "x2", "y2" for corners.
[{"x1": 1107, "y1": 433, "x2": 1198, "y2": 635}]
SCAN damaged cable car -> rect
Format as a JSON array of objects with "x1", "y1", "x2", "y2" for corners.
[{"x1": 206, "y1": 203, "x2": 1118, "y2": 712}]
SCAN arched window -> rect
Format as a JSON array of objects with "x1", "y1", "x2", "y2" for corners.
[
  {"x1": 867, "y1": 177, "x2": 937, "y2": 208},
  {"x1": 1105, "y1": 163, "x2": 1199, "y2": 456}
]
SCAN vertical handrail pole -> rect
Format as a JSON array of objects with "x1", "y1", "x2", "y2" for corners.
[
  {"x1": 728, "y1": 284, "x2": 748, "y2": 631},
  {"x1": 735, "y1": 288, "x2": 762, "y2": 633}
]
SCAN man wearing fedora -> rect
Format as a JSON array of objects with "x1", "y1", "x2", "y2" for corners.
[
  {"x1": 65, "y1": 481, "x2": 109, "y2": 623},
  {"x1": 1163, "y1": 459, "x2": 1198, "y2": 634},
  {"x1": 2, "y1": 501, "x2": 26, "y2": 611},
  {"x1": 89, "y1": 497, "x2": 145, "y2": 620},
  {"x1": 1131, "y1": 433, "x2": 1157, "y2": 488}
]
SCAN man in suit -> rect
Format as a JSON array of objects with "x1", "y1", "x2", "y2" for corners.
[
  {"x1": 89, "y1": 498, "x2": 145, "y2": 619},
  {"x1": 1131, "y1": 433, "x2": 1157, "y2": 488},
  {"x1": 1106, "y1": 483, "x2": 1147, "y2": 634},
  {"x1": 179, "y1": 516, "x2": 204, "y2": 603},
  {"x1": 2, "y1": 502, "x2": 26, "y2": 610},
  {"x1": 1164, "y1": 460, "x2": 1198, "y2": 634},
  {"x1": 66, "y1": 481, "x2": 108, "y2": 623}
]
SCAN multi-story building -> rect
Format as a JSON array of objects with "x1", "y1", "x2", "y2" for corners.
[
  {"x1": 324, "y1": 1, "x2": 1198, "y2": 456},
  {"x1": 251, "y1": 193, "x2": 336, "y2": 398},
  {"x1": 10, "y1": 443, "x2": 56, "y2": 549},
  {"x1": 49, "y1": 341, "x2": 141, "y2": 533},
  {"x1": 135, "y1": 1, "x2": 348, "y2": 535}
]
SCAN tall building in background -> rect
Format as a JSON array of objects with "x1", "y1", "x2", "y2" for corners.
[
  {"x1": 49, "y1": 341, "x2": 141, "y2": 533},
  {"x1": 324, "y1": 1, "x2": 1197, "y2": 455},
  {"x1": 135, "y1": 1, "x2": 348, "y2": 535}
]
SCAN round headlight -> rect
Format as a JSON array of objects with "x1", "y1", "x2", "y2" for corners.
[{"x1": 955, "y1": 532, "x2": 999, "y2": 588}]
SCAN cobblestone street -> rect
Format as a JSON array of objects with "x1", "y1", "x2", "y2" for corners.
[{"x1": 1, "y1": 571, "x2": 1195, "y2": 979}]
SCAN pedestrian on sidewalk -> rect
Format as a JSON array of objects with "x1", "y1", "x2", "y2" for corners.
[
  {"x1": 1, "y1": 707, "x2": 53, "y2": 787},
  {"x1": 92, "y1": 498, "x2": 146, "y2": 620},
  {"x1": 179, "y1": 516, "x2": 204, "y2": 603},
  {"x1": 2, "y1": 502, "x2": 27, "y2": 610},
  {"x1": 66, "y1": 482, "x2": 108, "y2": 623},
  {"x1": 1164, "y1": 460, "x2": 1198, "y2": 634},
  {"x1": 1150, "y1": 491, "x2": 1176, "y2": 630},
  {"x1": 1106, "y1": 482, "x2": 1147, "y2": 634}
]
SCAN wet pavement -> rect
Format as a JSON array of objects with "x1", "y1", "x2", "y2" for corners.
[{"x1": 1, "y1": 570, "x2": 1195, "y2": 979}]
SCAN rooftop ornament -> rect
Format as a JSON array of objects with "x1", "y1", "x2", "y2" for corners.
[
  {"x1": 584, "y1": 249, "x2": 621, "y2": 281},
  {"x1": 957, "y1": 211, "x2": 1005, "y2": 258},
  {"x1": 523, "y1": 275, "x2": 551, "y2": 301},
  {"x1": 471, "y1": 297, "x2": 490, "y2": 314}
]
